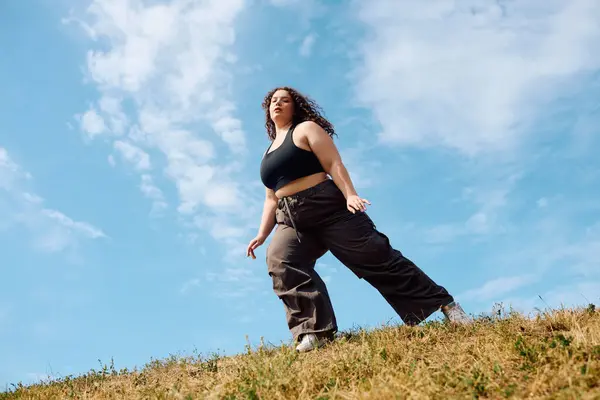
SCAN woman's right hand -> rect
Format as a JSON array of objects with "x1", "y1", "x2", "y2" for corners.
[{"x1": 246, "y1": 234, "x2": 267, "y2": 259}]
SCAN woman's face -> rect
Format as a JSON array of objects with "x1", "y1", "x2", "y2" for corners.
[{"x1": 270, "y1": 89, "x2": 294, "y2": 124}]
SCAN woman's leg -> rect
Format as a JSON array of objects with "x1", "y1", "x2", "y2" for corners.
[
  {"x1": 319, "y1": 210, "x2": 455, "y2": 325},
  {"x1": 266, "y1": 222, "x2": 336, "y2": 341}
]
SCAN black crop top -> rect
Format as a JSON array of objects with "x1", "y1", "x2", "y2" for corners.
[{"x1": 260, "y1": 124, "x2": 326, "y2": 191}]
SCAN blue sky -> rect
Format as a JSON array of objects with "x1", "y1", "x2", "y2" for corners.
[{"x1": 1, "y1": 0, "x2": 599, "y2": 389}]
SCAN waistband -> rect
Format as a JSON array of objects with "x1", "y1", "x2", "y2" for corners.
[
  {"x1": 276, "y1": 179, "x2": 335, "y2": 244},
  {"x1": 276, "y1": 178, "x2": 334, "y2": 208}
]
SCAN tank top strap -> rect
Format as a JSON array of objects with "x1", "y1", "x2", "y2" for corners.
[
  {"x1": 263, "y1": 123, "x2": 297, "y2": 158},
  {"x1": 284, "y1": 123, "x2": 297, "y2": 146},
  {"x1": 263, "y1": 141, "x2": 273, "y2": 158}
]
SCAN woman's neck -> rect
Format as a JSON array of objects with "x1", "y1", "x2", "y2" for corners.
[{"x1": 274, "y1": 120, "x2": 293, "y2": 137}]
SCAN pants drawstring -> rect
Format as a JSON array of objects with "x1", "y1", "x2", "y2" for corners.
[{"x1": 283, "y1": 197, "x2": 301, "y2": 243}]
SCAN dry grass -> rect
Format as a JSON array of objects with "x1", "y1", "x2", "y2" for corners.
[{"x1": 3, "y1": 305, "x2": 600, "y2": 399}]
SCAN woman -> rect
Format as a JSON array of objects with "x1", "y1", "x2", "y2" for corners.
[{"x1": 246, "y1": 87, "x2": 470, "y2": 353}]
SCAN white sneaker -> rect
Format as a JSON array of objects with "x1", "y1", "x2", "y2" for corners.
[
  {"x1": 441, "y1": 301, "x2": 471, "y2": 324},
  {"x1": 295, "y1": 333, "x2": 327, "y2": 353}
]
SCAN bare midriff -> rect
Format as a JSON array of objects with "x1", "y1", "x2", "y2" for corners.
[{"x1": 274, "y1": 172, "x2": 330, "y2": 199}]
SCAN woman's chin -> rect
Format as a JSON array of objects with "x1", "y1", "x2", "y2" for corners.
[{"x1": 272, "y1": 114, "x2": 291, "y2": 124}]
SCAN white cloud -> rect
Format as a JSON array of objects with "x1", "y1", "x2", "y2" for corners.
[
  {"x1": 458, "y1": 195, "x2": 600, "y2": 314},
  {"x1": 113, "y1": 140, "x2": 151, "y2": 171},
  {"x1": 22, "y1": 192, "x2": 44, "y2": 205},
  {"x1": 354, "y1": 0, "x2": 600, "y2": 156},
  {"x1": 76, "y1": 97, "x2": 126, "y2": 138},
  {"x1": 26, "y1": 372, "x2": 55, "y2": 385},
  {"x1": 139, "y1": 174, "x2": 167, "y2": 215},
  {"x1": 202, "y1": 182, "x2": 240, "y2": 211},
  {"x1": 40, "y1": 209, "x2": 106, "y2": 239},
  {"x1": 541, "y1": 281, "x2": 600, "y2": 308},
  {"x1": 1, "y1": 149, "x2": 29, "y2": 186},
  {"x1": 299, "y1": 33, "x2": 316, "y2": 57},
  {"x1": 317, "y1": 262, "x2": 337, "y2": 274},
  {"x1": 221, "y1": 268, "x2": 256, "y2": 282},
  {"x1": 210, "y1": 111, "x2": 246, "y2": 154},
  {"x1": 0, "y1": 147, "x2": 30, "y2": 189},
  {"x1": 180, "y1": 278, "x2": 201, "y2": 295},
  {"x1": 192, "y1": 213, "x2": 254, "y2": 265},
  {"x1": 424, "y1": 208, "x2": 498, "y2": 244},
  {"x1": 0, "y1": 147, "x2": 106, "y2": 254},
  {"x1": 424, "y1": 224, "x2": 465, "y2": 245},
  {"x1": 99, "y1": 95, "x2": 128, "y2": 134},
  {"x1": 66, "y1": 0, "x2": 269, "y2": 310},
  {"x1": 79, "y1": 108, "x2": 106, "y2": 138},
  {"x1": 338, "y1": 144, "x2": 381, "y2": 190},
  {"x1": 0, "y1": 148, "x2": 16, "y2": 170},
  {"x1": 204, "y1": 266, "x2": 264, "y2": 299},
  {"x1": 424, "y1": 169, "x2": 521, "y2": 243},
  {"x1": 209, "y1": 223, "x2": 246, "y2": 241},
  {"x1": 205, "y1": 263, "x2": 269, "y2": 298},
  {"x1": 460, "y1": 274, "x2": 537, "y2": 302},
  {"x1": 29, "y1": 206, "x2": 106, "y2": 255},
  {"x1": 551, "y1": 234, "x2": 600, "y2": 279},
  {"x1": 491, "y1": 202, "x2": 600, "y2": 280},
  {"x1": 316, "y1": 262, "x2": 337, "y2": 284},
  {"x1": 500, "y1": 280, "x2": 600, "y2": 315},
  {"x1": 72, "y1": 0, "x2": 248, "y2": 224}
]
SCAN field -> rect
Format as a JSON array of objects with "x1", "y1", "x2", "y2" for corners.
[{"x1": 3, "y1": 305, "x2": 599, "y2": 399}]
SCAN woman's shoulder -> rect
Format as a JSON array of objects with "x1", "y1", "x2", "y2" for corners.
[
  {"x1": 295, "y1": 120, "x2": 321, "y2": 130},
  {"x1": 294, "y1": 120, "x2": 326, "y2": 137}
]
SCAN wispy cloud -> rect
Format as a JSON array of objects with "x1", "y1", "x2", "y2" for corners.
[
  {"x1": 338, "y1": 144, "x2": 381, "y2": 190},
  {"x1": 354, "y1": 0, "x2": 600, "y2": 156},
  {"x1": 204, "y1": 267, "x2": 265, "y2": 299},
  {"x1": 456, "y1": 193, "x2": 600, "y2": 311},
  {"x1": 111, "y1": 138, "x2": 169, "y2": 215},
  {"x1": 180, "y1": 278, "x2": 201, "y2": 295},
  {"x1": 25, "y1": 373, "x2": 56, "y2": 385},
  {"x1": 98, "y1": 95, "x2": 128, "y2": 134},
  {"x1": 316, "y1": 262, "x2": 337, "y2": 284},
  {"x1": 68, "y1": 0, "x2": 252, "y2": 239},
  {"x1": 299, "y1": 33, "x2": 316, "y2": 57},
  {"x1": 424, "y1": 170, "x2": 521, "y2": 243},
  {"x1": 352, "y1": 2, "x2": 600, "y2": 257},
  {"x1": 41, "y1": 209, "x2": 105, "y2": 239},
  {"x1": 499, "y1": 280, "x2": 600, "y2": 315},
  {"x1": 67, "y1": 0, "x2": 272, "y2": 308},
  {"x1": 353, "y1": 1, "x2": 600, "y2": 312},
  {"x1": 0, "y1": 147, "x2": 106, "y2": 254},
  {"x1": 113, "y1": 140, "x2": 151, "y2": 171},
  {"x1": 77, "y1": 108, "x2": 106, "y2": 139},
  {"x1": 460, "y1": 274, "x2": 537, "y2": 302},
  {"x1": 139, "y1": 174, "x2": 167, "y2": 215},
  {"x1": 0, "y1": 147, "x2": 30, "y2": 187}
]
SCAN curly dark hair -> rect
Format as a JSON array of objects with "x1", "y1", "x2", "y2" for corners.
[{"x1": 261, "y1": 86, "x2": 336, "y2": 141}]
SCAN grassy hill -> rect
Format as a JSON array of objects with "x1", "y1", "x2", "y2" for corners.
[{"x1": 2, "y1": 305, "x2": 599, "y2": 399}]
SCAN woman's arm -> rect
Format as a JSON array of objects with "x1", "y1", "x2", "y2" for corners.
[
  {"x1": 258, "y1": 187, "x2": 278, "y2": 238},
  {"x1": 247, "y1": 187, "x2": 278, "y2": 259},
  {"x1": 298, "y1": 121, "x2": 370, "y2": 213}
]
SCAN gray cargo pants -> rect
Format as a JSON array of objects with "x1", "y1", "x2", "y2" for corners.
[{"x1": 266, "y1": 179, "x2": 454, "y2": 340}]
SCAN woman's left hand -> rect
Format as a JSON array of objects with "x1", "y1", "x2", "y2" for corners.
[{"x1": 347, "y1": 195, "x2": 371, "y2": 214}]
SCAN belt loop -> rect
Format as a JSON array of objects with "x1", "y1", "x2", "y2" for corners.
[{"x1": 283, "y1": 197, "x2": 301, "y2": 243}]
